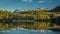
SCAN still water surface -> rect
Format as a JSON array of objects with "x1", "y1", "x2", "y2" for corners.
[{"x1": 0, "y1": 29, "x2": 60, "y2": 34}]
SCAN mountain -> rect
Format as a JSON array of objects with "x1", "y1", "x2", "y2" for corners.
[
  {"x1": 14, "y1": 9, "x2": 28, "y2": 14},
  {"x1": 50, "y1": 6, "x2": 60, "y2": 12},
  {"x1": 36, "y1": 8, "x2": 50, "y2": 11},
  {"x1": 14, "y1": 8, "x2": 50, "y2": 14}
]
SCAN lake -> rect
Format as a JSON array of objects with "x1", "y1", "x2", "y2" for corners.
[{"x1": 0, "y1": 29, "x2": 60, "y2": 34}]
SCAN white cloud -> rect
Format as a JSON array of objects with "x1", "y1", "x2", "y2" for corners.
[
  {"x1": 22, "y1": 0, "x2": 32, "y2": 2},
  {"x1": 29, "y1": 0, "x2": 32, "y2": 2},
  {"x1": 39, "y1": 0, "x2": 46, "y2": 3},
  {"x1": 39, "y1": 0, "x2": 53, "y2": 3},
  {"x1": 22, "y1": 0, "x2": 28, "y2": 2}
]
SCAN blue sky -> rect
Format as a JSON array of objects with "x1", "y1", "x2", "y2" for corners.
[{"x1": 0, "y1": 0, "x2": 60, "y2": 11}]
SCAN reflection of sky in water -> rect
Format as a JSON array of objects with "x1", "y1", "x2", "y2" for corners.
[{"x1": 0, "y1": 29, "x2": 60, "y2": 34}]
